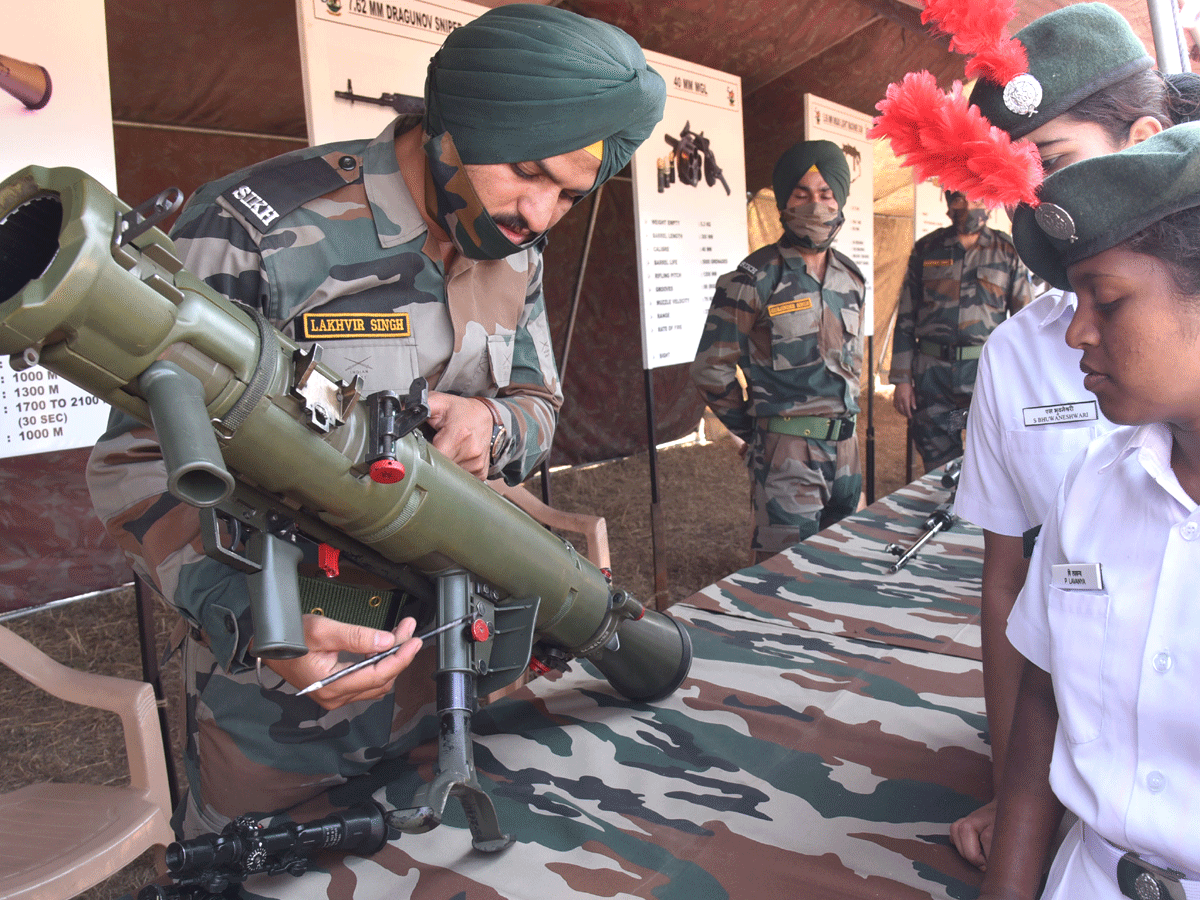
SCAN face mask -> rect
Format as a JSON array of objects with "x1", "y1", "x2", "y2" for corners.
[
  {"x1": 423, "y1": 130, "x2": 540, "y2": 260},
  {"x1": 951, "y1": 208, "x2": 989, "y2": 235},
  {"x1": 780, "y1": 202, "x2": 844, "y2": 251}
]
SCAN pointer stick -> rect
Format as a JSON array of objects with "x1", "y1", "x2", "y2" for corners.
[{"x1": 296, "y1": 614, "x2": 473, "y2": 696}]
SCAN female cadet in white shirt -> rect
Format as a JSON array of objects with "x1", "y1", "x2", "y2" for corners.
[
  {"x1": 872, "y1": 3, "x2": 1200, "y2": 866},
  {"x1": 979, "y1": 122, "x2": 1200, "y2": 900}
]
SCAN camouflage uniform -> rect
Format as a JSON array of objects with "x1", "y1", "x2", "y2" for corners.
[
  {"x1": 889, "y1": 225, "x2": 1032, "y2": 469},
  {"x1": 691, "y1": 241, "x2": 866, "y2": 557},
  {"x1": 86, "y1": 115, "x2": 563, "y2": 837}
]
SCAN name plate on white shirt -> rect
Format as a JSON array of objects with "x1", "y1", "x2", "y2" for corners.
[
  {"x1": 1050, "y1": 563, "x2": 1104, "y2": 590},
  {"x1": 1023, "y1": 401, "x2": 1099, "y2": 427}
]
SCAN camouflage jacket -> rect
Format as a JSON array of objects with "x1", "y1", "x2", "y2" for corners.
[
  {"x1": 87, "y1": 116, "x2": 562, "y2": 673},
  {"x1": 888, "y1": 225, "x2": 1032, "y2": 384},
  {"x1": 690, "y1": 241, "x2": 866, "y2": 442}
]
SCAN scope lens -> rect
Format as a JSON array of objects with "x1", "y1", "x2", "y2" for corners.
[{"x1": 0, "y1": 192, "x2": 62, "y2": 303}]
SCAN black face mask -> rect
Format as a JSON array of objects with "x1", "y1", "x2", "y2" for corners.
[
  {"x1": 951, "y1": 208, "x2": 989, "y2": 235},
  {"x1": 780, "y1": 202, "x2": 844, "y2": 251}
]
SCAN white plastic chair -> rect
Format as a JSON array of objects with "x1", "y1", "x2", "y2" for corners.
[{"x1": 0, "y1": 623, "x2": 175, "y2": 900}]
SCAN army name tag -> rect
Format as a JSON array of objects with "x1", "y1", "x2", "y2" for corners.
[
  {"x1": 767, "y1": 297, "x2": 813, "y2": 316},
  {"x1": 1023, "y1": 401, "x2": 1098, "y2": 427},
  {"x1": 1050, "y1": 563, "x2": 1103, "y2": 590},
  {"x1": 301, "y1": 312, "x2": 411, "y2": 339}
]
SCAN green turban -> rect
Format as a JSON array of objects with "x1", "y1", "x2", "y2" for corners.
[
  {"x1": 424, "y1": 4, "x2": 665, "y2": 187},
  {"x1": 771, "y1": 140, "x2": 850, "y2": 210}
]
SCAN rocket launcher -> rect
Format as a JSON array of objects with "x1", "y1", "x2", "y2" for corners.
[{"x1": 0, "y1": 166, "x2": 693, "y2": 854}]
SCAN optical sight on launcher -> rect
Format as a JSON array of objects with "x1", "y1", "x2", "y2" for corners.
[{"x1": 0, "y1": 166, "x2": 693, "y2": 874}]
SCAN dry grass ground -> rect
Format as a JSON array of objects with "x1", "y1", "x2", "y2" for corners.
[{"x1": 0, "y1": 386, "x2": 914, "y2": 899}]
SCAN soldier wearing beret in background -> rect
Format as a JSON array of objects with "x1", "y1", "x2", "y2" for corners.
[
  {"x1": 888, "y1": 190, "x2": 1032, "y2": 471},
  {"x1": 691, "y1": 140, "x2": 866, "y2": 563},
  {"x1": 984, "y1": 120, "x2": 1200, "y2": 900},
  {"x1": 86, "y1": 3, "x2": 665, "y2": 842}
]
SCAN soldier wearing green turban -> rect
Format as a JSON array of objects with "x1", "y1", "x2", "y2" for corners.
[
  {"x1": 86, "y1": 3, "x2": 664, "y2": 850},
  {"x1": 692, "y1": 140, "x2": 867, "y2": 562}
]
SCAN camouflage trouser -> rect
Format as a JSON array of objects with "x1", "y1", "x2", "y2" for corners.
[
  {"x1": 747, "y1": 426, "x2": 862, "y2": 560},
  {"x1": 174, "y1": 631, "x2": 441, "y2": 838},
  {"x1": 911, "y1": 355, "x2": 977, "y2": 471}
]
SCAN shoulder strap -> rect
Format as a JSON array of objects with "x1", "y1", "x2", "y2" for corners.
[{"x1": 220, "y1": 154, "x2": 353, "y2": 234}]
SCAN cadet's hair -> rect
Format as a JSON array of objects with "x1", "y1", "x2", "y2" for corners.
[
  {"x1": 1066, "y1": 70, "x2": 1200, "y2": 144},
  {"x1": 1124, "y1": 205, "x2": 1200, "y2": 298}
]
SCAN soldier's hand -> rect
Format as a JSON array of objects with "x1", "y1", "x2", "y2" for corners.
[
  {"x1": 265, "y1": 615, "x2": 422, "y2": 710},
  {"x1": 426, "y1": 391, "x2": 493, "y2": 479},
  {"x1": 892, "y1": 383, "x2": 916, "y2": 418},
  {"x1": 950, "y1": 797, "x2": 995, "y2": 870}
]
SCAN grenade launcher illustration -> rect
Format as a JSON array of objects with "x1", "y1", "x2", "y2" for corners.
[{"x1": 659, "y1": 120, "x2": 730, "y2": 195}]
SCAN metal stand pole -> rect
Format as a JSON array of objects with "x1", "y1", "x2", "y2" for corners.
[
  {"x1": 865, "y1": 334, "x2": 876, "y2": 504},
  {"x1": 542, "y1": 185, "x2": 604, "y2": 506},
  {"x1": 643, "y1": 368, "x2": 668, "y2": 609}
]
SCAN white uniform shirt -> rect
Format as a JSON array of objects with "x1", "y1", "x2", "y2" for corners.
[
  {"x1": 1007, "y1": 424, "x2": 1200, "y2": 897},
  {"x1": 956, "y1": 289, "x2": 1120, "y2": 535}
]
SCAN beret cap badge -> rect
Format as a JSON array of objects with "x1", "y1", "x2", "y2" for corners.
[
  {"x1": 1003, "y1": 73, "x2": 1043, "y2": 117},
  {"x1": 1034, "y1": 203, "x2": 1077, "y2": 242}
]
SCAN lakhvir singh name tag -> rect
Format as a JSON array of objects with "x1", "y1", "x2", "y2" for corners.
[{"x1": 301, "y1": 312, "x2": 411, "y2": 340}]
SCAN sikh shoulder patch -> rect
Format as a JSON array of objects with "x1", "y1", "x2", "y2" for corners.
[
  {"x1": 301, "y1": 312, "x2": 411, "y2": 340},
  {"x1": 221, "y1": 154, "x2": 351, "y2": 233},
  {"x1": 767, "y1": 297, "x2": 813, "y2": 316}
]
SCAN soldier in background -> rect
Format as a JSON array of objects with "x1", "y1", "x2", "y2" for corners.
[
  {"x1": 889, "y1": 191, "x2": 1032, "y2": 471},
  {"x1": 692, "y1": 140, "x2": 866, "y2": 563},
  {"x1": 86, "y1": 3, "x2": 665, "y2": 843}
]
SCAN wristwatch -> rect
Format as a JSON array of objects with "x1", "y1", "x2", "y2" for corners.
[{"x1": 485, "y1": 401, "x2": 508, "y2": 465}]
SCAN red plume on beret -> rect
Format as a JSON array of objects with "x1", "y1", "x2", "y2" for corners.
[
  {"x1": 922, "y1": 0, "x2": 1028, "y2": 84},
  {"x1": 867, "y1": 0, "x2": 1043, "y2": 207}
]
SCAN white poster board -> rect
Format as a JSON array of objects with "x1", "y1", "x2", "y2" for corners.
[
  {"x1": 630, "y1": 51, "x2": 747, "y2": 370},
  {"x1": 295, "y1": 0, "x2": 485, "y2": 146},
  {"x1": 915, "y1": 178, "x2": 1012, "y2": 240},
  {"x1": 2, "y1": 0, "x2": 116, "y2": 458},
  {"x1": 802, "y1": 94, "x2": 875, "y2": 334}
]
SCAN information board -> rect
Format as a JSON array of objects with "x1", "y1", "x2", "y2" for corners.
[
  {"x1": 802, "y1": 94, "x2": 875, "y2": 334},
  {"x1": 630, "y1": 51, "x2": 747, "y2": 370},
  {"x1": 0, "y1": 358, "x2": 111, "y2": 459},
  {"x1": 3, "y1": 0, "x2": 116, "y2": 458},
  {"x1": 295, "y1": 0, "x2": 485, "y2": 146}
]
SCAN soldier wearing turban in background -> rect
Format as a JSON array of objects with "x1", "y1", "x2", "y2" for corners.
[
  {"x1": 692, "y1": 140, "x2": 866, "y2": 563},
  {"x1": 85, "y1": 3, "x2": 665, "y2": 843},
  {"x1": 888, "y1": 190, "x2": 1033, "y2": 472}
]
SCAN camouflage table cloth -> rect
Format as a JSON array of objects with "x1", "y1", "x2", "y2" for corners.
[
  {"x1": 691, "y1": 465, "x2": 983, "y2": 661},
  {"x1": 187, "y1": 468, "x2": 990, "y2": 900}
]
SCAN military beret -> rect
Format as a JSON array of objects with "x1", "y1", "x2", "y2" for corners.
[
  {"x1": 771, "y1": 140, "x2": 851, "y2": 210},
  {"x1": 1011, "y1": 123, "x2": 1200, "y2": 290},
  {"x1": 969, "y1": 3, "x2": 1154, "y2": 139}
]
